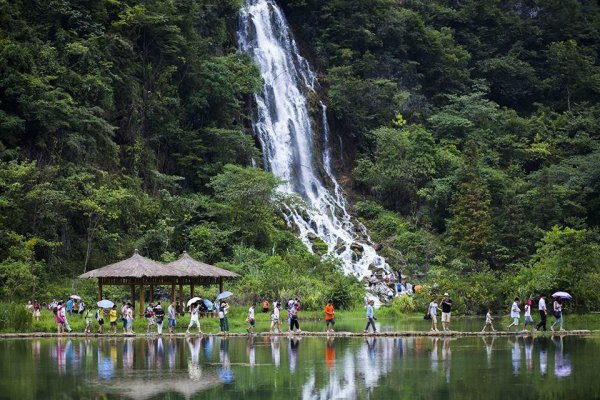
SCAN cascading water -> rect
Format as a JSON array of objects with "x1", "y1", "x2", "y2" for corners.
[{"x1": 238, "y1": 0, "x2": 388, "y2": 278}]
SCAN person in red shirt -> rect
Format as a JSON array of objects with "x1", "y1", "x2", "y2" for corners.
[{"x1": 324, "y1": 300, "x2": 335, "y2": 333}]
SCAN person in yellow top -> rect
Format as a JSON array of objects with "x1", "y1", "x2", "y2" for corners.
[
  {"x1": 324, "y1": 300, "x2": 335, "y2": 333},
  {"x1": 109, "y1": 305, "x2": 118, "y2": 334}
]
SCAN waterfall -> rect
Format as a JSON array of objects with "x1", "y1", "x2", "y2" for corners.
[{"x1": 237, "y1": 0, "x2": 388, "y2": 278}]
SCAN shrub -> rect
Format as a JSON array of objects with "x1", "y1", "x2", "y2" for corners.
[{"x1": 0, "y1": 303, "x2": 32, "y2": 332}]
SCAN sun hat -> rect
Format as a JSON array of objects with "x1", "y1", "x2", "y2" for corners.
[{"x1": 444, "y1": 292, "x2": 449, "y2": 296}]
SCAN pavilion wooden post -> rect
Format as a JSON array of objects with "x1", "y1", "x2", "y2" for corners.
[
  {"x1": 190, "y1": 284, "x2": 195, "y2": 298},
  {"x1": 170, "y1": 284, "x2": 176, "y2": 303},
  {"x1": 179, "y1": 283, "x2": 183, "y2": 303},
  {"x1": 149, "y1": 284, "x2": 154, "y2": 304},
  {"x1": 139, "y1": 283, "x2": 145, "y2": 316},
  {"x1": 97, "y1": 278, "x2": 103, "y2": 301},
  {"x1": 130, "y1": 284, "x2": 135, "y2": 308},
  {"x1": 219, "y1": 277, "x2": 223, "y2": 294}
]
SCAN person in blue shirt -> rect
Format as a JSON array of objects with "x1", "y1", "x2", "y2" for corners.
[
  {"x1": 364, "y1": 299, "x2": 377, "y2": 333},
  {"x1": 66, "y1": 298, "x2": 74, "y2": 315}
]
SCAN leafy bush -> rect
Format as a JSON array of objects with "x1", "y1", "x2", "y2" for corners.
[{"x1": 0, "y1": 303, "x2": 31, "y2": 332}]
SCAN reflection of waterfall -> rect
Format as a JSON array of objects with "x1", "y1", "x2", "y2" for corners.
[{"x1": 238, "y1": 0, "x2": 388, "y2": 277}]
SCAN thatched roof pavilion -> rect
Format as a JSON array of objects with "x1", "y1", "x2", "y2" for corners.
[{"x1": 79, "y1": 250, "x2": 239, "y2": 315}]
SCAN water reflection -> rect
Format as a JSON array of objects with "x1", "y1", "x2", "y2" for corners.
[{"x1": 29, "y1": 334, "x2": 582, "y2": 399}]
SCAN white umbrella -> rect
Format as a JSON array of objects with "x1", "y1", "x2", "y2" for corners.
[
  {"x1": 187, "y1": 297, "x2": 202, "y2": 307},
  {"x1": 97, "y1": 299, "x2": 114, "y2": 308},
  {"x1": 70, "y1": 295, "x2": 82, "y2": 300},
  {"x1": 552, "y1": 291, "x2": 572, "y2": 299}
]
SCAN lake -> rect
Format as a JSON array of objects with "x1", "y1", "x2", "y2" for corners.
[{"x1": 1, "y1": 332, "x2": 599, "y2": 399}]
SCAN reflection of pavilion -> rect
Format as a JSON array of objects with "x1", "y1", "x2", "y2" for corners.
[{"x1": 105, "y1": 375, "x2": 221, "y2": 400}]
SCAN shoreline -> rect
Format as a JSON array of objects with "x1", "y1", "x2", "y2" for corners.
[{"x1": 0, "y1": 329, "x2": 593, "y2": 339}]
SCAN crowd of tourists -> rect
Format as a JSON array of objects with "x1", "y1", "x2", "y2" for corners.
[{"x1": 27, "y1": 290, "x2": 568, "y2": 336}]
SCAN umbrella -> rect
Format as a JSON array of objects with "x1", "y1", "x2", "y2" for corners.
[
  {"x1": 203, "y1": 299, "x2": 213, "y2": 310},
  {"x1": 187, "y1": 297, "x2": 202, "y2": 307},
  {"x1": 216, "y1": 291, "x2": 233, "y2": 300},
  {"x1": 552, "y1": 291, "x2": 572, "y2": 299},
  {"x1": 97, "y1": 299, "x2": 114, "y2": 308},
  {"x1": 70, "y1": 295, "x2": 82, "y2": 300}
]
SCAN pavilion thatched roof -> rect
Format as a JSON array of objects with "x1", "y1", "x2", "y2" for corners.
[
  {"x1": 79, "y1": 250, "x2": 175, "y2": 279},
  {"x1": 165, "y1": 251, "x2": 239, "y2": 279}
]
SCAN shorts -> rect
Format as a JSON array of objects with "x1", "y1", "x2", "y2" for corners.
[
  {"x1": 326, "y1": 318, "x2": 335, "y2": 326},
  {"x1": 122, "y1": 318, "x2": 127, "y2": 328},
  {"x1": 146, "y1": 317, "x2": 154, "y2": 325},
  {"x1": 110, "y1": 321, "x2": 117, "y2": 327},
  {"x1": 98, "y1": 319, "x2": 104, "y2": 326},
  {"x1": 524, "y1": 316, "x2": 533, "y2": 325},
  {"x1": 168, "y1": 318, "x2": 176, "y2": 327},
  {"x1": 513, "y1": 317, "x2": 519, "y2": 325},
  {"x1": 431, "y1": 314, "x2": 438, "y2": 323},
  {"x1": 441, "y1": 312, "x2": 451, "y2": 323},
  {"x1": 248, "y1": 318, "x2": 256, "y2": 327}
]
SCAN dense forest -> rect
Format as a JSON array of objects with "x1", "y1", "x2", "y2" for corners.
[{"x1": 1, "y1": 0, "x2": 600, "y2": 312}]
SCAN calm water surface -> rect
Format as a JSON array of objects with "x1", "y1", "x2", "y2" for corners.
[{"x1": 1, "y1": 333, "x2": 599, "y2": 400}]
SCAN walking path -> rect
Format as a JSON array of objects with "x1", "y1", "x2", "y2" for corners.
[{"x1": 0, "y1": 330, "x2": 593, "y2": 339}]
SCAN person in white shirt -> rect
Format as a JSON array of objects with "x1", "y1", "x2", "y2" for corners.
[
  {"x1": 168, "y1": 301, "x2": 177, "y2": 335},
  {"x1": 482, "y1": 309, "x2": 495, "y2": 332},
  {"x1": 270, "y1": 302, "x2": 281, "y2": 333},
  {"x1": 536, "y1": 294, "x2": 547, "y2": 331},
  {"x1": 427, "y1": 298, "x2": 439, "y2": 332},
  {"x1": 247, "y1": 303, "x2": 256, "y2": 333},
  {"x1": 186, "y1": 303, "x2": 202, "y2": 335},
  {"x1": 524, "y1": 299, "x2": 534, "y2": 331},
  {"x1": 507, "y1": 297, "x2": 521, "y2": 331}
]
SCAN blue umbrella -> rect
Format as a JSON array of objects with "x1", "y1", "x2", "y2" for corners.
[
  {"x1": 216, "y1": 291, "x2": 233, "y2": 300},
  {"x1": 203, "y1": 298, "x2": 213, "y2": 310},
  {"x1": 97, "y1": 299, "x2": 114, "y2": 308}
]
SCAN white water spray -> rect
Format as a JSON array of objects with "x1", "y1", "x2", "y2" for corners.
[{"x1": 238, "y1": 0, "x2": 388, "y2": 277}]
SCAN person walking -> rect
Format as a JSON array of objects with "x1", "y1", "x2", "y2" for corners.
[
  {"x1": 551, "y1": 298, "x2": 564, "y2": 331},
  {"x1": 524, "y1": 299, "x2": 534, "y2": 332},
  {"x1": 186, "y1": 303, "x2": 202, "y2": 335},
  {"x1": 109, "y1": 305, "x2": 118, "y2": 334},
  {"x1": 507, "y1": 297, "x2": 521, "y2": 331},
  {"x1": 84, "y1": 308, "x2": 92, "y2": 335},
  {"x1": 289, "y1": 301, "x2": 301, "y2": 333},
  {"x1": 428, "y1": 297, "x2": 439, "y2": 332},
  {"x1": 54, "y1": 302, "x2": 65, "y2": 335},
  {"x1": 364, "y1": 299, "x2": 377, "y2": 333},
  {"x1": 33, "y1": 300, "x2": 41, "y2": 321},
  {"x1": 154, "y1": 303, "x2": 165, "y2": 335},
  {"x1": 441, "y1": 293, "x2": 453, "y2": 332},
  {"x1": 482, "y1": 309, "x2": 496, "y2": 332},
  {"x1": 168, "y1": 301, "x2": 177, "y2": 335},
  {"x1": 536, "y1": 294, "x2": 547, "y2": 331},
  {"x1": 324, "y1": 300, "x2": 335, "y2": 333},
  {"x1": 121, "y1": 302, "x2": 128, "y2": 333},
  {"x1": 126, "y1": 303, "x2": 134, "y2": 334},
  {"x1": 96, "y1": 307, "x2": 105, "y2": 334},
  {"x1": 219, "y1": 301, "x2": 230, "y2": 335},
  {"x1": 145, "y1": 303, "x2": 155, "y2": 334},
  {"x1": 270, "y1": 302, "x2": 282, "y2": 333},
  {"x1": 247, "y1": 303, "x2": 256, "y2": 334}
]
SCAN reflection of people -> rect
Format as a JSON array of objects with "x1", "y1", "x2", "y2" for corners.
[
  {"x1": 270, "y1": 336, "x2": 281, "y2": 368},
  {"x1": 538, "y1": 337, "x2": 548, "y2": 376},
  {"x1": 442, "y1": 338, "x2": 452, "y2": 383},
  {"x1": 246, "y1": 337, "x2": 256, "y2": 368},
  {"x1": 187, "y1": 337, "x2": 202, "y2": 380},
  {"x1": 325, "y1": 338, "x2": 335, "y2": 370},
  {"x1": 430, "y1": 337, "x2": 439, "y2": 372},
  {"x1": 524, "y1": 337, "x2": 533, "y2": 371},
  {"x1": 509, "y1": 337, "x2": 521, "y2": 375},
  {"x1": 288, "y1": 337, "x2": 300, "y2": 374},
  {"x1": 552, "y1": 335, "x2": 572, "y2": 378},
  {"x1": 365, "y1": 337, "x2": 377, "y2": 365},
  {"x1": 481, "y1": 336, "x2": 495, "y2": 366},
  {"x1": 218, "y1": 338, "x2": 234, "y2": 384}
]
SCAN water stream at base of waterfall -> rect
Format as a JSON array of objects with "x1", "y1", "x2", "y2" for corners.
[{"x1": 237, "y1": 0, "x2": 390, "y2": 282}]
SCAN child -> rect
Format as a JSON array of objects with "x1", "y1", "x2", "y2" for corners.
[
  {"x1": 84, "y1": 308, "x2": 92, "y2": 335},
  {"x1": 270, "y1": 302, "x2": 281, "y2": 333},
  {"x1": 109, "y1": 305, "x2": 118, "y2": 334},
  {"x1": 524, "y1": 299, "x2": 534, "y2": 332},
  {"x1": 324, "y1": 300, "x2": 335, "y2": 333},
  {"x1": 154, "y1": 303, "x2": 165, "y2": 335},
  {"x1": 482, "y1": 309, "x2": 496, "y2": 332},
  {"x1": 428, "y1": 298, "x2": 439, "y2": 332},
  {"x1": 96, "y1": 307, "x2": 104, "y2": 334},
  {"x1": 507, "y1": 297, "x2": 521, "y2": 331},
  {"x1": 145, "y1": 303, "x2": 155, "y2": 333}
]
